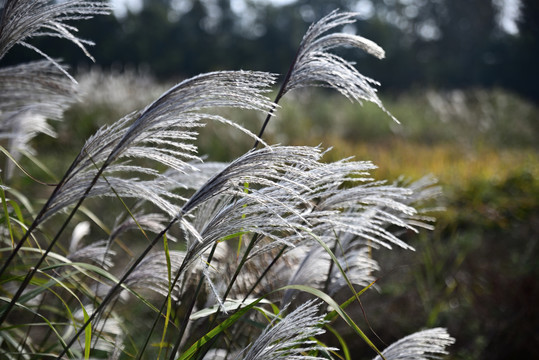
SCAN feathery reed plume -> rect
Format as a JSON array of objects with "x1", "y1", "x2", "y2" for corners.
[
  {"x1": 0, "y1": 0, "x2": 110, "y2": 68},
  {"x1": 394, "y1": 175, "x2": 444, "y2": 230},
  {"x1": 373, "y1": 328, "x2": 455, "y2": 360},
  {"x1": 68, "y1": 240, "x2": 116, "y2": 269},
  {"x1": 174, "y1": 145, "x2": 324, "y2": 270},
  {"x1": 255, "y1": 10, "x2": 394, "y2": 147},
  {"x1": 282, "y1": 158, "x2": 419, "y2": 250},
  {"x1": 125, "y1": 250, "x2": 185, "y2": 300},
  {"x1": 109, "y1": 211, "x2": 178, "y2": 241},
  {"x1": 0, "y1": 70, "x2": 277, "y2": 305},
  {"x1": 240, "y1": 300, "x2": 335, "y2": 360},
  {"x1": 0, "y1": 1, "x2": 109, "y2": 180},
  {"x1": 282, "y1": 238, "x2": 379, "y2": 303},
  {"x1": 0, "y1": 0, "x2": 111, "y2": 325},
  {"x1": 39, "y1": 70, "x2": 277, "y2": 222},
  {"x1": 284, "y1": 10, "x2": 389, "y2": 111},
  {"x1": 0, "y1": 60, "x2": 77, "y2": 178}
]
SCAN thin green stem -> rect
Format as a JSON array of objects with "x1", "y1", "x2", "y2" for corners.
[
  {"x1": 0, "y1": 154, "x2": 108, "y2": 326},
  {"x1": 323, "y1": 236, "x2": 340, "y2": 295},
  {"x1": 0, "y1": 153, "x2": 81, "y2": 280},
  {"x1": 137, "y1": 291, "x2": 169, "y2": 359},
  {"x1": 192, "y1": 234, "x2": 260, "y2": 360},
  {"x1": 221, "y1": 234, "x2": 259, "y2": 308}
]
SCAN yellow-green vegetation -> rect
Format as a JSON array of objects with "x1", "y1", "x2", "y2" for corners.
[
  {"x1": 258, "y1": 90, "x2": 538, "y2": 198},
  {"x1": 304, "y1": 137, "x2": 535, "y2": 186}
]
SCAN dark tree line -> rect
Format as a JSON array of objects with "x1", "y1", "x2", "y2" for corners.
[{"x1": 3, "y1": 0, "x2": 538, "y2": 102}]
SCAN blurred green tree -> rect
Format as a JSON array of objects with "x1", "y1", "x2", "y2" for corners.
[{"x1": 1, "y1": 0, "x2": 535, "y2": 101}]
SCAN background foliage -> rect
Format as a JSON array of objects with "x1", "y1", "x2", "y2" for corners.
[{"x1": 2, "y1": 0, "x2": 539, "y2": 103}]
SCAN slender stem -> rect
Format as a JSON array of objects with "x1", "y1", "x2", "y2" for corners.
[
  {"x1": 137, "y1": 236, "x2": 202, "y2": 359},
  {"x1": 323, "y1": 238, "x2": 340, "y2": 295},
  {"x1": 16, "y1": 281, "x2": 50, "y2": 358},
  {"x1": 192, "y1": 246, "x2": 288, "y2": 359},
  {"x1": 192, "y1": 234, "x2": 260, "y2": 360},
  {"x1": 221, "y1": 234, "x2": 259, "y2": 306},
  {"x1": 2, "y1": 121, "x2": 143, "y2": 325},
  {"x1": 169, "y1": 270, "x2": 205, "y2": 360},
  {"x1": 137, "y1": 292, "x2": 169, "y2": 359},
  {"x1": 242, "y1": 245, "x2": 287, "y2": 303},
  {"x1": 252, "y1": 45, "x2": 302, "y2": 149},
  {"x1": 56, "y1": 218, "x2": 178, "y2": 359},
  {"x1": 183, "y1": 245, "x2": 287, "y2": 360},
  {"x1": 0, "y1": 153, "x2": 81, "y2": 279},
  {"x1": 0, "y1": 152, "x2": 111, "y2": 326},
  {"x1": 168, "y1": 243, "x2": 219, "y2": 359}
]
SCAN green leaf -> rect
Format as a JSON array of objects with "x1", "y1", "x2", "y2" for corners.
[
  {"x1": 0, "y1": 296, "x2": 74, "y2": 357},
  {"x1": 326, "y1": 324, "x2": 351, "y2": 360},
  {"x1": 0, "y1": 181, "x2": 14, "y2": 247},
  {"x1": 0, "y1": 258, "x2": 160, "y2": 316},
  {"x1": 82, "y1": 305, "x2": 92, "y2": 360},
  {"x1": 0, "y1": 145, "x2": 57, "y2": 185},
  {"x1": 325, "y1": 280, "x2": 377, "y2": 322},
  {"x1": 157, "y1": 234, "x2": 173, "y2": 359},
  {"x1": 190, "y1": 298, "x2": 271, "y2": 320}
]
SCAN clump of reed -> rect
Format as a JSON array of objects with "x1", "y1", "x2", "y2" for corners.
[{"x1": 0, "y1": 1, "x2": 454, "y2": 359}]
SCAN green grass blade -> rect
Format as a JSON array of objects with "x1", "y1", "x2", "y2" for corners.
[
  {"x1": 325, "y1": 280, "x2": 377, "y2": 322},
  {"x1": 0, "y1": 259, "x2": 160, "y2": 316},
  {"x1": 303, "y1": 228, "x2": 384, "y2": 346},
  {"x1": 3, "y1": 187, "x2": 34, "y2": 216},
  {"x1": 326, "y1": 324, "x2": 351, "y2": 360},
  {"x1": 306, "y1": 228, "x2": 364, "y2": 302},
  {"x1": 157, "y1": 234, "x2": 173, "y2": 359},
  {"x1": 1, "y1": 181, "x2": 15, "y2": 247},
  {"x1": 7, "y1": 199, "x2": 26, "y2": 226},
  {"x1": 82, "y1": 306, "x2": 92, "y2": 359},
  {"x1": 0, "y1": 296, "x2": 74, "y2": 358},
  {"x1": 0, "y1": 145, "x2": 57, "y2": 186}
]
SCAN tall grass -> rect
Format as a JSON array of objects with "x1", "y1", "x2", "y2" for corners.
[{"x1": 0, "y1": 2, "x2": 455, "y2": 359}]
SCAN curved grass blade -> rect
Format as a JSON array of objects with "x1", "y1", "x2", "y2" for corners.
[
  {"x1": 1, "y1": 181, "x2": 14, "y2": 246},
  {"x1": 82, "y1": 306, "x2": 91, "y2": 360},
  {"x1": 326, "y1": 324, "x2": 351, "y2": 360},
  {"x1": 0, "y1": 296, "x2": 75, "y2": 358},
  {"x1": 0, "y1": 145, "x2": 57, "y2": 186},
  {"x1": 157, "y1": 234, "x2": 173, "y2": 360}
]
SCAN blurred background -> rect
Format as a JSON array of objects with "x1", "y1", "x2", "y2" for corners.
[
  {"x1": 4, "y1": 0, "x2": 538, "y2": 102},
  {"x1": 4, "y1": 0, "x2": 538, "y2": 359}
]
